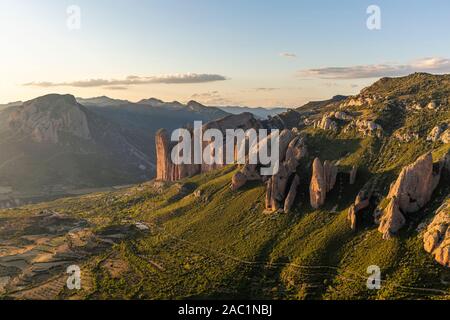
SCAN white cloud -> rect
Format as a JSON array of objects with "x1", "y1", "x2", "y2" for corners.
[
  {"x1": 279, "y1": 52, "x2": 297, "y2": 58},
  {"x1": 298, "y1": 57, "x2": 450, "y2": 79},
  {"x1": 24, "y1": 73, "x2": 228, "y2": 88},
  {"x1": 190, "y1": 91, "x2": 238, "y2": 106}
]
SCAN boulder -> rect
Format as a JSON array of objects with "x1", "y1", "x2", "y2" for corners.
[
  {"x1": 231, "y1": 172, "x2": 248, "y2": 191},
  {"x1": 378, "y1": 197, "x2": 406, "y2": 239},
  {"x1": 427, "y1": 101, "x2": 437, "y2": 110},
  {"x1": 423, "y1": 199, "x2": 450, "y2": 267}
]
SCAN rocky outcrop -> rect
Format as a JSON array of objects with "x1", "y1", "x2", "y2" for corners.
[
  {"x1": 441, "y1": 129, "x2": 450, "y2": 144},
  {"x1": 347, "y1": 181, "x2": 374, "y2": 230},
  {"x1": 423, "y1": 199, "x2": 450, "y2": 267},
  {"x1": 283, "y1": 175, "x2": 300, "y2": 213},
  {"x1": 355, "y1": 119, "x2": 383, "y2": 138},
  {"x1": 334, "y1": 111, "x2": 353, "y2": 121},
  {"x1": 315, "y1": 114, "x2": 338, "y2": 132},
  {"x1": 265, "y1": 134, "x2": 307, "y2": 213},
  {"x1": 156, "y1": 113, "x2": 260, "y2": 182},
  {"x1": 155, "y1": 129, "x2": 174, "y2": 181},
  {"x1": 377, "y1": 152, "x2": 442, "y2": 239},
  {"x1": 231, "y1": 129, "x2": 308, "y2": 213},
  {"x1": 378, "y1": 197, "x2": 406, "y2": 239},
  {"x1": 427, "y1": 101, "x2": 437, "y2": 110},
  {"x1": 387, "y1": 153, "x2": 440, "y2": 212},
  {"x1": 7, "y1": 94, "x2": 91, "y2": 143},
  {"x1": 427, "y1": 124, "x2": 449, "y2": 143},
  {"x1": 394, "y1": 130, "x2": 419, "y2": 143},
  {"x1": 309, "y1": 158, "x2": 337, "y2": 209}
]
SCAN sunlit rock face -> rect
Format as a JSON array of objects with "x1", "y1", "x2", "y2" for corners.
[
  {"x1": 423, "y1": 199, "x2": 450, "y2": 267},
  {"x1": 309, "y1": 158, "x2": 337, "y2": 209},
  {"x1": 377, "y1": 152, "x2": 441, "y2": 239},
  {"x1": 156, "y1": 113, "x2": 260, "y2": 182},
  {"x1": 7, "y1": 94, "x2": 91, "y2": 144}
]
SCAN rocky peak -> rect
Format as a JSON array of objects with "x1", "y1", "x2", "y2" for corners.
[{"x1": 7, "y1": 94, "x2": 91, "y2": 144}]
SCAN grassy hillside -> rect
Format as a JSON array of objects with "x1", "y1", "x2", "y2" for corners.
[{"x1": 1, "y1": 161, "x2": 448, "y2": 300}]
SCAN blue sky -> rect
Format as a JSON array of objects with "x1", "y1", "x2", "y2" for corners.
[{"x1": 1, "y1": 0, "x2": 450, "y2": 106}]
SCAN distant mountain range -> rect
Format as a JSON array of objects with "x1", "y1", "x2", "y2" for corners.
[
  {"x1": 0, "y1": 94, "x2": 306, "y2": 206},
  {"x1": 0, "y1": 94, "x2": 232, "y2": 205},
  {"x1": 218, "y1": 106, "x2": 288, "y2": 118}
]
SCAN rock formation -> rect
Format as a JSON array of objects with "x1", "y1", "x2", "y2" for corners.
[
  {"x1": 377, "y1": 152, "x2": 442, "y2": 239},
  {"x1": 283, "y1": 175, "x2": 300, "y2": 213},
  {"x1": 355, "y1": 119, "x2": 383, "y2": 138},
  {"x1": 427, "y1": 124, "x2": 446, "y2": 141},
  {"x1": 315, "y1": 114, "x2": 338, "y2": 132},
  {"x1": 231, "y1": 128, "x2": 308, "y2": 213},
  {"x1": 423, "y1": 198, "x2": 449, "y2": 267},
  {"x1": 347, "y1": 181, "x2": 374, "y2": 230},
  {"x1": 441, "y1": 128, "x2": 450, "y2": 144},
  {"x1": 309, "y1": 158, "x2": 337, "y2": 209},
  {"x1": 7, "y1": 94, "x2": 91, "y2": 144},
  {"x1": 156, "y1": 113, "x2": 260, "y2": 182},
  {"x1": 378, "y1": 197, "x2": 406, "y2": 239},
  {"x1": 265, "y1": 134, "x2": 307, "y2": 213}
]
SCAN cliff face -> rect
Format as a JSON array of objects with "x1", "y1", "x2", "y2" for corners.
[
  {"x1": 7, "y1": 94, "x2": 91, "y2": 144},
  {"x1": 155, "y1": 112, "x2": 260, "y2": 182},
  {"x1": 377, "y1": 152, "x2": 442, "y2": 239},
  {"x1": 423, "y1": 198, "x2": 450, "y2": 267},
  {"x1": 309, "y1": 158, "x2": 338, "y2": 209}
]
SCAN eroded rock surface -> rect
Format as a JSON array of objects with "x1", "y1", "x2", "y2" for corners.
[
  {"x1": 423, "y1": 198, "x2": 449, "y2": 267},
  {"x1": 7, "y1": 94, "x2": 91, "y2": 144},
  {"x1": 156, "y1": 113, "x2": 260, "y2": 182},
  {"x1": 348, "y1": 182, "x2": 373, "y2": 230},
  {"x1": 309, "y1": 158, "x2": 337, "y2": 209},
  {"x1": 377, "y1": 152, "x2": 442, "y2": 239}
]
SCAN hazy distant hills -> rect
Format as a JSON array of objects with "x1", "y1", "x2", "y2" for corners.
[
  {"x1": 0, "y1": 94, "x2": 231, "y2": 202},
  {"x1": 0, "y1": 94, "x2": 303, "y2": 204},
  {"x1": 218, "y1": 106, "x2": 288, "y2": 119},
  {"x1": 0, "y1": 94, "x2": 155, "y2": 197}
]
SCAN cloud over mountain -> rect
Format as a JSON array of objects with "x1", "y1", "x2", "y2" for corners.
[
  {"x1": 24, "y1": 73, "x2": 228, "y2": 88},
  {"x1": 299, "y1": 57, "x2": 450, "y2": 79}
]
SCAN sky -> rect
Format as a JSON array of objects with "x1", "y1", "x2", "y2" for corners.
[{"x1": 1, "y1": 0, "x2": 450, "y2": 107}]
